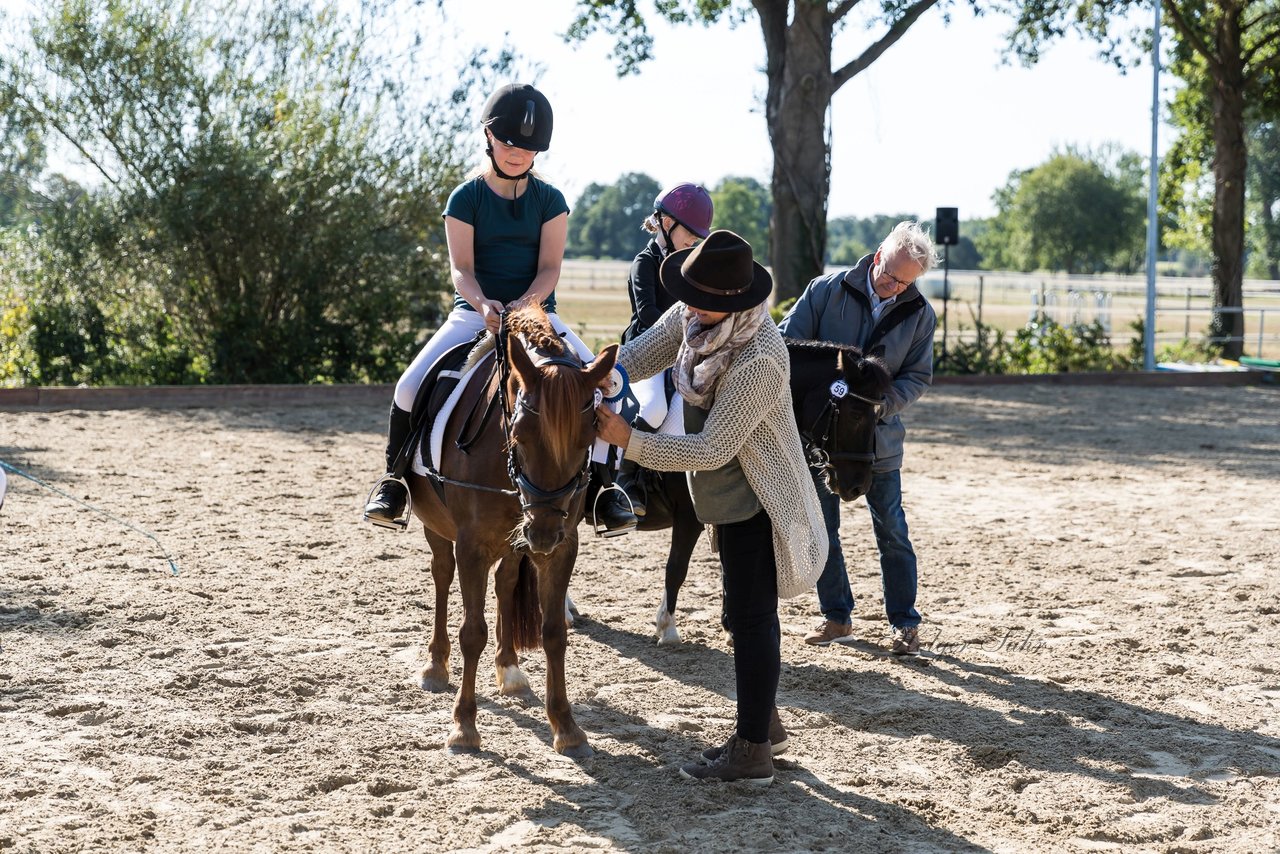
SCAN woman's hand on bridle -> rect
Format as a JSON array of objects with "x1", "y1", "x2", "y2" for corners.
[{"x1": 594, "y1": 402, "x2": 632, "y2": 449}]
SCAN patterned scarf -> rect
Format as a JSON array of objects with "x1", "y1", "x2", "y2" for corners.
[{"x1": 673, "y1": 303, "x2": 770, "y2": 408}]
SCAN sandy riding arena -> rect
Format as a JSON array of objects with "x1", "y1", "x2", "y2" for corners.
[{"x1": 2, "y1": 381, "x2": 1279, "y2": 852}]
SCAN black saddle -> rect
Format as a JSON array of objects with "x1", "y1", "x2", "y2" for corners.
[{"x1": 390, "y1": 336, "x2": 484, "y2": 481}]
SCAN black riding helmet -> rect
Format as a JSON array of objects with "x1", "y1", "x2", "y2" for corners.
[{"x1": 482, "y1": 83, "x2": 553, "y2": 152}]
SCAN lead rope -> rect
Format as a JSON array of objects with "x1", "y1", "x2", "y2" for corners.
[{"x1": 0, "y1": 458, "x2": 180, "y2": 576}]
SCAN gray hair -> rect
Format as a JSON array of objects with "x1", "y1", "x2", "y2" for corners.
[{"x1": 879, "y1": 221, "x2": 939, "y2": 274}]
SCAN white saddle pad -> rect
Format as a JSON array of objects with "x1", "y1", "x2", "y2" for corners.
[{"x1": 411, "y1": 356, "x2": 490, "y2": 477}]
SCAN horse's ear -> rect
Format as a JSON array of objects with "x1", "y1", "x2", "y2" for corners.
[
  {"x1": 835, "y1": 348, "x2": 850, "y2": 376},
  {"x1": 508, "y1": 337, "x2": 538, "y2": 390},
  {"x1": 586, "y1": 344, "x2": 619, "y2": 386}
]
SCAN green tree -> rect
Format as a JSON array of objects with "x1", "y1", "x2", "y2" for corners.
[
  {"x1": 0, "y1": 0, "x2": 506, "y2": 384},
  {"x1": 565, "y1": 0, "x2": 958, "y2": 303},
  {"x1": 827, "y1": 214, "x2": 918, "y2": 265},
  {"x1": 1006, "y1": 0, "x2": 1280, "y2": 358},
  {"x1": 567, "y1": 172, "x2": 661, "y2": 259},
  {"x1": 977, "y1": 149, "x2": 1146, "y2": 273},
  {"x1": 710, "y1": 176, "x2": 772, "y2": 264}
]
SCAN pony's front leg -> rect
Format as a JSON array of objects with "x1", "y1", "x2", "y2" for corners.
[
  {"x1": 447, "y1": 543, "x2": 492, "y2": 752},
  {"x1": 537, "y1": 547, "x2": 592, "y2": 758},
  {"x1": 493, "y1": 553, "x2": 534, "y2": 703},
  {"x1": 419, "y1": 528, "x2": 455, "y2": 692}
]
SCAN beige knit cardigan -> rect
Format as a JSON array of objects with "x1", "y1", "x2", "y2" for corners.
[{"x1": 618, "y1": 304, "x2": 828, "y2": 599}]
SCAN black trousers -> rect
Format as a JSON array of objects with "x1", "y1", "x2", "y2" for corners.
[{"x1": 718, "y1": 510, "x2": 780, "y2": 744}]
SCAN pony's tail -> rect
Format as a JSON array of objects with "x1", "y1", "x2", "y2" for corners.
[{"x1": 512, "y1": 555, "x2": 543, "y2": 651}]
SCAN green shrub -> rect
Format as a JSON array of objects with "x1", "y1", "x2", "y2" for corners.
[{"x1": 937, "y1": 311, "x2": 1128, "y2": 375}]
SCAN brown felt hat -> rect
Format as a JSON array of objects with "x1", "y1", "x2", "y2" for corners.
[{"x1": 659, "y1": 230, "x2": 772, "y2": 312}]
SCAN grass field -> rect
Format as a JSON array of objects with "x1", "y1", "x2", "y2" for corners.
[{"x1": 559, "y1": 260, "x2": 1280, "y2": 359}]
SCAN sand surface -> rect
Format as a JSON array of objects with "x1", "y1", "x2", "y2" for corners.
[{"x1": 2, "y1": 383, "x2": 1279, "y2": 852}]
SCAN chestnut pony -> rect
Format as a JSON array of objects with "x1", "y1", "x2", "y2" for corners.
[{"x1": 406, "y1": 303, "x2": 616, "y2": 757}]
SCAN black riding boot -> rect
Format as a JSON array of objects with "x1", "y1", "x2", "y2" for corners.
[
  {"x1": 592, "y1": 462, "x2": 637, "y2": 536},
  {"x1": 613, "y1": 457, "x2": 646, "y2": 517},
  {"x1": 364, "y1": 404, "x2": 412, "y2": 529},
  {"x1": 613, "y1": 417, "x2": 657, "y2": 517}
]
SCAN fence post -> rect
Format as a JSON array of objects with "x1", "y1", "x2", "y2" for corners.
[
  {"x1": 977, "y1": 275, "x2": 984, "y2": 327},
  {"x1": 1184, "y1": 287, "x2": 1191, "y2": 340},
  {"x1": 1259, "y1": 309, "x2": 1266, "y2": 357}
]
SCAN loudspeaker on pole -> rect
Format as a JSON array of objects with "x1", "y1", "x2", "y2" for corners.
[{"x1": 935, "y1": 207, "x2": 959, "y2": 246}]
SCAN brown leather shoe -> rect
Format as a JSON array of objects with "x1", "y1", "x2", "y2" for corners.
[
  {"x1": 891, "y1": 625, "x2": 921, "y2": 656},
  {"x1": 680, "y1": 735, "x2": 773, "y2": 786},
  {"x1": 702, "y1": 708, "x2": 788, "y2": 762},
  {"x1": 803, "y1": 619, "x2": 853, "y2": 646}
]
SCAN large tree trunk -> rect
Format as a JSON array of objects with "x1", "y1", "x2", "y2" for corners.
[
  {"x1": 759, "y1": 1, "x2": 832, "y2": 304},
  {"x1": 1209, "y1": 13, "x2": 1247, "y2": 359}
]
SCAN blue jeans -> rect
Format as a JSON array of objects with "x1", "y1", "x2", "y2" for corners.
[{"x1": 813, "y1": 469, "x2": 920, "y2": 629}]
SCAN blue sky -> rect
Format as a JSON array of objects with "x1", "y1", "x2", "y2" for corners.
[{"x1": 436, "y1": 0, "x2": 1173, "y2": 222}]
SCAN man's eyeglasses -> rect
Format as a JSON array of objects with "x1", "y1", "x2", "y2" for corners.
[{"x1": 879, "y1": 268, "x2": 914, "y2": 290}]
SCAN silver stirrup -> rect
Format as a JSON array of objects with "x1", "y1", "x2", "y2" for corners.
[
  {"x1": 363, "y1": 474, "x2": 412, "y2": 531},
  {"x1": 591, "y1": 483, "x2": 637, "y2": 539}
]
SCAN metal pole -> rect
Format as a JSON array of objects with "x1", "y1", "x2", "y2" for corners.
[
  {"x1": 942, "y1": 244, "x2": 950, "y2": 365},
  {"x1": 977, "y1": 275, "x2": 984, "y2": 328},
  {"x1": 1144, "y1": 0, "x2": 1161, "y2": 370}
]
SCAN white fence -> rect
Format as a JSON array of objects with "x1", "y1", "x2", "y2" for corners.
[{"x1": 561, "y1": 260, "x2": 1280, "y2": 359}]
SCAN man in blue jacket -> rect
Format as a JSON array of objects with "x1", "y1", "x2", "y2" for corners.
[{"x1": 778, "y1": 221, "x2": 938, "y2": 655}]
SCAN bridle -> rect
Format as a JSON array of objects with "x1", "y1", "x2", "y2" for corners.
[
  {"x1": 494, "y1": 314, "x2": 597, "y2": 520},
  {"x1": 802, "y1": 378, "x2": 884, "y2": 472},
  {"x1": 422, "y1": 313, "x2": 598, "y2": 520}
]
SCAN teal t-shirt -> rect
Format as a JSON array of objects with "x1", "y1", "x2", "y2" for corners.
[{"x1": 443, "y1": 175, "x2": 570, "y2": 313}]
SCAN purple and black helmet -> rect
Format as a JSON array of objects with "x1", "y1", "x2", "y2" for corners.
[{"x1": 655, "y1": 183, "x2": 714, "y2": 239}]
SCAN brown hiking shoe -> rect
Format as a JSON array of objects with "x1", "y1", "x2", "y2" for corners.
[
  {"x1": 803, "y1": 619, "x2": 854, "y2": 646},
  {"x1": 891, "y1": 625, "x2": 921, "y2": 656},
  {"x1": 680, "y1": 735, "x2": 774, "y2": 786},
  {"x1": 702, "y1": 708, "x2": 788, "y2": 762}
]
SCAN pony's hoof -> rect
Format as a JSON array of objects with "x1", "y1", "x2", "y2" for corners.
[
  {"x1": 418, "y1": 665, "x2": 450, "y2": 693},
  {"x1": 496, "y1": 665, "x2": 535, "y2": 705},
  {"x1": 556, "y1": 739, "x2": 594, "y2": 759},
  {"x1": 564, "y1": 592, "x2": 580, "y2": 627},
  {"x1": 655, "y1": 600, "x2": 681, "y2": 645},
  {"x1": 446, "y1": 727, "x2": 480, "y2": 752}
]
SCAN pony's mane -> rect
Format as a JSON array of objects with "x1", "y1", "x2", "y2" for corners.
[
  {"x1": 786, "y1": 338, "x2": 892, "y2": 397},
  {"x1": 504, "y1": 302, "x2": 586, "y2": 469},
  {"x1": 504, "y1": 302, "x2": 565, "y2": 352}
]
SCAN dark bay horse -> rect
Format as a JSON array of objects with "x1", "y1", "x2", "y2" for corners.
[
  {"x1": 405, "y1": 304, "x2": 616, "y2": 757},
  {"x1": 637, "y1": 339, "x2": 891, "y2": 644}
]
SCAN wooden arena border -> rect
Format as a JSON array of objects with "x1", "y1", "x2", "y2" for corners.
[{"x1": 0, "y1": 371, "x2": 1269, "y2": 411}]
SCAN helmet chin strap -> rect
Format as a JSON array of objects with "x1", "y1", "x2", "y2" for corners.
[
  {"x1": 485, "y1": 143, "x2": 533, "y2": 181},
  {"x1": 656, "y1": 215, "x2": 675, "y2": 256}
]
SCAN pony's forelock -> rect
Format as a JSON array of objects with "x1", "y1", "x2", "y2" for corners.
[{"x1": 505, "y1": 302, "x2": 589, "y2": 470}]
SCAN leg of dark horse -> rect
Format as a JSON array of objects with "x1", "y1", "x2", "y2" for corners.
[
  {"x1": 656, "y1": 473, "x2": 701, "y2": 645},
  {"x1": 419, "y1": 528, "x2": 455, "y2": 693},
  {"x1": 535, "y1": 547, "x2": 592, "y2": 757},
  {"x1": 493, "y1": 552, "x2": 535, "y2": 703},
  {"x1": 448, "y1": 540, "x2": 494, "y2": 752}
]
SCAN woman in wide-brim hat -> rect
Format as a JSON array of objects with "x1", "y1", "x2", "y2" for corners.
[{"x1": 596, "y1": 230, "x2": 827, "y2": 786}]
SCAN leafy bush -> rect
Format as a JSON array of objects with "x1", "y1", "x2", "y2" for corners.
[
  {"x1": 1, "y1": 0, "x2": 509, "y2": 385},
  {"x1": 937, "y1": 311, "x2": 1128, "y2": 375}
]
